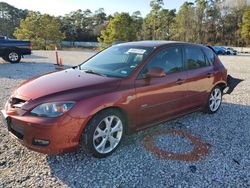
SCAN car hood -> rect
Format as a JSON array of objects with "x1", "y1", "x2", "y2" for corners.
[{"x1": 14, "y1": 68, "x2": 121, "y2": 100}]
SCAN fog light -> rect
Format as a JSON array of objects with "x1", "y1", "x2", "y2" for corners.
[{"x1": 32, "y1": 139, "x2": 50, "y2": 146}]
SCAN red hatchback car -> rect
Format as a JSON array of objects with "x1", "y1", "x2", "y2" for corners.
[{"x1": 1, "y1": 41, "x2": 230, "y2": 157}]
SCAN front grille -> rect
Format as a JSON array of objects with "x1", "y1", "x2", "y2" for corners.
[{"x1": 9, "y1": 97, "x2": 26, "y2": 108}]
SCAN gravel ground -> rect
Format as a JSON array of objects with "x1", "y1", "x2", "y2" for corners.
[{"x1": 0, "y1": 51, "x2": 250, "y2": 187}]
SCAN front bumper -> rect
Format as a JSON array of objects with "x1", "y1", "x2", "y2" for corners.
[
  {"x1": 21, "y1": 48, "x2": 32, "y2": 56},
  {"x1": 0, "y1": 109, "x2": 87, "y2": 155}
]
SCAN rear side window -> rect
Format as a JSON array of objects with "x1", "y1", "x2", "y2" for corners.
[
  {"x1": 184, "y1": 46, "x2": 207, "y2": 69},
  {"x1": 203, "y1": 48, "x2": 215, "y2": 66}
]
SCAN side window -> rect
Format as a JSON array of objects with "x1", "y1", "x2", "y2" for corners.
[
  {"x1": 141, "y1": 47, "x2": 183, "y2": 77},
  {"x1": 203, "y1": 48, "x2": 215, "y2": 66},
  {"x1": 184, "y1": 46, "x2": 207, "y2": 69}
]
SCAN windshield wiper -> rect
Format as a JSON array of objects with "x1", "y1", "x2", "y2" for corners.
[{"x1": 84, "y1": 69, "x2": 107, "y2": 77}]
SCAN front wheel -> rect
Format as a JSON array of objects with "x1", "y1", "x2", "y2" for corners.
[
  {"x1": 204, "y1": 86, "x2": 222, "y2": 114},
  {"x1": 5, "y1": 51, "x2": 21, "y2": 63},
  {"x1": 83, "y1": 109, "x2": 124, "y2": 158}
]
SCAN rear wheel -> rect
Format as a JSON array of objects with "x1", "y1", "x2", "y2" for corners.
[
  {"x1": 82, "y1": 109, "x2": 124, "y2": 158},
  {"x1": 5, "y1": 51, "x2": 21, "y2": 63},
  {"x1": 204, "y1": 86, "x2": 222, "y2": 114}
]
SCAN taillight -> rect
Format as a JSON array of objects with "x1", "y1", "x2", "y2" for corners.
[{"x1": 29, "y1": 43, "x2": 32, "y2": 49}]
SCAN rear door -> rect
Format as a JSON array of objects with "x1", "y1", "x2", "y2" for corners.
[
  {"x1": 183, "y1": 45, "x2": 214, "y2": 108},
  {"x1": 134, "y1": 46, "x2": 189, "y2": 128}
]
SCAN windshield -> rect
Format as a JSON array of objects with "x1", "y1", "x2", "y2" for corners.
[{"x1": 80, "y1": 45, "x2": 153, "y2": 78}]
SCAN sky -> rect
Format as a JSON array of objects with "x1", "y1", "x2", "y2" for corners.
[{"x1": 3, "y1": 0, "x2": 193, "y2": 17}]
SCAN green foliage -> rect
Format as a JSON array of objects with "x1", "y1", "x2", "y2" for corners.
[
  {"x1": 14, "y1": 12, "x2": 65, "y2": 50},
  {"x1": 241, "y1": 8, "x2": 250, "y2": 43},
  {"x1": 1, "y1": 1, "x2": 250, "y2": 48},
  {"x1": 132, "y1": 11, "x2": 144, "y2": 40},
  {"x1": 60, "y1": 8, "x2": 107, "y2": 42},
  {"x1": 150, "y1": 0, "x2": 164, "y2": 13},
  {"x1": 171, "y1": 2, "x2": 195, "y2": 42},
  {"x1": 141, "y1": 0, "x2": 176, "y2": 40},
  {"x1": 0, "y1": 2, "x2": 28, "y2": 37},
  {"x1": 97, "y1": 13, "x2": 137, "y2": 48}
]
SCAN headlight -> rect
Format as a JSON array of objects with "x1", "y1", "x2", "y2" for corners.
[{"x1": 30, "y1": 102, "x2": 75, "y2": 117}]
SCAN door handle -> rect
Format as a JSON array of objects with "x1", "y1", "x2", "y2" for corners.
[
  {"x1": 176, "y1": 79, "x2": 185, "y2": 85},
  {"x1": 207, "y1": 73, "x2": 213, "y2": 78}
]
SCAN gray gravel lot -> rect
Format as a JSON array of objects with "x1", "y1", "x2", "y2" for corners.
[{"x1": 0, "y1": 51, "x2": 250, "y2": 187}]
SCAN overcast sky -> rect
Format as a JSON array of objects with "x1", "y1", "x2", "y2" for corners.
[{"x1": 3, "y1": 0, "x2": 194, "y2": 17}]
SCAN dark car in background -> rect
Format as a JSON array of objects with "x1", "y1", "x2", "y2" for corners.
[
  {"x1": 211, "y1": 46, "x2": 237, "y2": 56},
  {"x1": 211, "y1": 46, "x2": 226, "y2": 55},
  {"x1": 0, "y1": 36, "x2": 32, "y2": 63},
  {"x1": 1, "y1": 41, "x2": 232, "y2": 158}
]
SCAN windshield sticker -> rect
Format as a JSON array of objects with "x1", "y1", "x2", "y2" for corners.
[{"x1": 127, "y1": 48, "x2": 146, "y2": 54}]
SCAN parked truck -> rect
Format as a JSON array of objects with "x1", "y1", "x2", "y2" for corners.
[{"x1": 0, "y1": 36, "x2": 32, "y2": 63}]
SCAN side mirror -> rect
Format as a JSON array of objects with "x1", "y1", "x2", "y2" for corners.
[{"x1": 145, "y1": 67, "x2": 166, "y2": 78}]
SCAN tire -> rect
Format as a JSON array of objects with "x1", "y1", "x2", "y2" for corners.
[
  {"x1": 82, "y1": 109, "x2": 125, "y2": 158},
  {"x1": 5, "y1": 51, "x2": 21, "y2": 63},
  {"x1": 204, "y1": 86, "x2": 222, "y2": 114}
]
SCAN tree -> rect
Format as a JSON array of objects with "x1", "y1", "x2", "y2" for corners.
[
  {"x1": 14, "y1": 12, "x2": 65, "y2": 50},
  {"x1": 156, "y1": 9, "x2": 176, "y2": 40},
  {"x1": 2, "y1": 1, "x2": 250, "y2": 47},
  {"x1": 131, "y1": 11, "x2": 143, "y2": 40},
  {"x1": 241, "y1": 8, "x2": 250, "y2": 45},
  {"x1": 194, "y1": 0, "x2": 208, "y2": 43},
  {"x1": 0, "y1": 2, "x2": 28, "y2": 37},
  {"x1": 60, "y1": 8, "x2": 107, "y2": 42},
  {"x1": 204, "y1": 0, "x2": 223, "y2": 45},
  {"x1": 98, "y1": 13, "x2": 137, "y2": 47},
  {"x1": 60, "y1": 14, "x2": 77, "y2": 42},
  {"x1": 39, "y1": 14, "x2": 65, "y2": 49},
  {"x1": 92, "y1": 8, "x2": 108, "y2": 37},
  {"x1": 141, "y1": 0, "x2": 165, "y2": 40},
  {"x1": 142, "y1": 8, "x2": 176, "y2": 40},
  {"x1": 171, "y1": 2, "x2": 196, "y2": 42}
]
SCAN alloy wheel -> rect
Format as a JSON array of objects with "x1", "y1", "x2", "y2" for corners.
[
  {"x1": 209, "y1": 88, "x2": 222, "y2": 112},
  {"x1": 93, "y1": 115, "x2": 123, "y2": 154}
]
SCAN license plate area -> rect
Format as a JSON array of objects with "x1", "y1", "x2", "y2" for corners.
[{"x1": 8, "y1": 122, "x2": 24, "y2": 140}]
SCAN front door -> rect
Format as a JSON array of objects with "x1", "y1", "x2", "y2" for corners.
[{"x1": 135, "y1": 46, "x2": 188, "y2": 129}]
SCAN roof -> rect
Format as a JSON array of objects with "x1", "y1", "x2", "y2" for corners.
[{"x1": 116, "y1": 40, "x2": 191, "y2": 48}]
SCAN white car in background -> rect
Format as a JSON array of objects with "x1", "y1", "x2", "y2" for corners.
[{"x1": 223, "y1": 47, "x2": 237, "y2": 55}]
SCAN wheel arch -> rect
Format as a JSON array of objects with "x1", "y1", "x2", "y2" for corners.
[
  {"x1": 4, "y1": 47, "x2": 21, "y2": 55},
  {"x1": 85, "y1": 106, "x2": 130, "y2": 134},
  {"x1": 214, "y1": 81, "x2": 227, "y2": 91}
]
